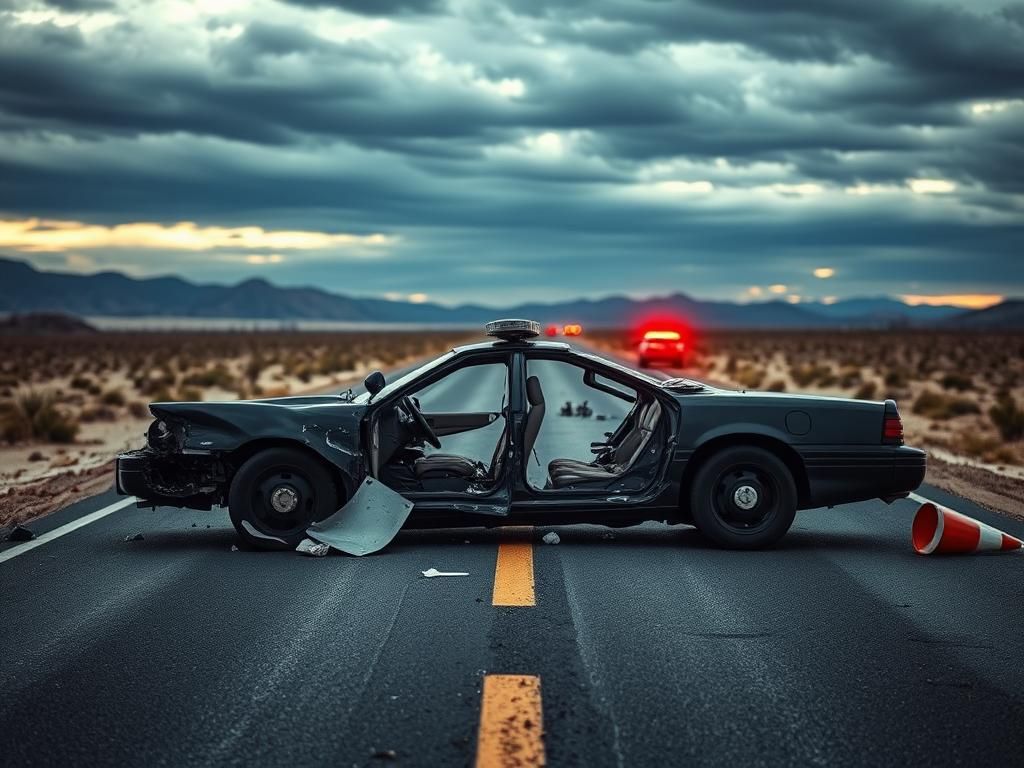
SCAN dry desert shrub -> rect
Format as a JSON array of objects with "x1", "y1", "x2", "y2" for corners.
[
  {"x1": 940, "y1": 372, "x2": 973, "y2": 392},
  {"x1": 0, "y1": 389, "x2": 79, "y2": 443},
  {"x1": 989, "y1": 393, "x2": 1024, "y2": 442},
  {"x1": 101, "y1": 389, "x2": 126, "y2": 407},
  {"x1": 733, "y1": 364, "x2": 766, "y2": 389},
  {"x1": 912, "y1": 389, "x2": 981, "y2": 420}
]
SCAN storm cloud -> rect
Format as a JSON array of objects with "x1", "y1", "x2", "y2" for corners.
[{"x1": 0, "y1": 0, "x2": 1020, "y2": 304}]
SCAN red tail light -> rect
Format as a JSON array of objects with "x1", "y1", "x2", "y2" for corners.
[
  {"x1": 882, "y1": 399, "x2": 903, "y2": 444},
  {"x1": 883, "y1": 417, "x2": 903, "y2": 439}
]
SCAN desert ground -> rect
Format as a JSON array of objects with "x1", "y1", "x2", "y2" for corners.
[{"x1": 2, "y1": 328, "x2": 1022, "y2": 526}]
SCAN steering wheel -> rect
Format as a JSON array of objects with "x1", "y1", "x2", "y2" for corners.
[{"x1": 402, "y1": 396, "x2": 441, "y2": 449}]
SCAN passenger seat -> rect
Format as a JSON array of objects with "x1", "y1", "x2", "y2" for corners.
[
  {"x1": 547, "y1": 400, "x2": 650, "y2": 477},
  {"x1": 547, "y1": 400, "x2": 662, "y2": 487}
]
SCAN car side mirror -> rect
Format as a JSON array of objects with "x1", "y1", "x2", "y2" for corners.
[{"x1": 364, "y1": 371, "x2": 386, "y2": 398}]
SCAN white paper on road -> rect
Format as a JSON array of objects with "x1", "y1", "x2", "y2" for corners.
[
  {"x1": 307, "y1": 477, "x2": 414, "y2": 556},
  {"x1": 421, "y1": 568, "x2": 469, "y2": 577}
]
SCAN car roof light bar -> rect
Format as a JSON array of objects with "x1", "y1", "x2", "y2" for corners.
[{"x1": 485, "y1": 319, "x2": 541, "y2": 341}]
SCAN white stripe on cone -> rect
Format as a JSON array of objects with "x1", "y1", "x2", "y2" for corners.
[{"x1": 912, "y1": 502, "x2": 1023, "y2": 555}]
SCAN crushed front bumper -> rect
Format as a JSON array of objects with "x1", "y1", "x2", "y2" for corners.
[
  {"x1": 115, "y1": 449, "x2": 220, "y2": 510},
  {"x1": 115, "y1": 449, "x2": 154, "y2": 497}
]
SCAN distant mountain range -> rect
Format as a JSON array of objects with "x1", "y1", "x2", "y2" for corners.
[{"x1": 1, "y1": 256, "x2": 1019, "y2": 329}]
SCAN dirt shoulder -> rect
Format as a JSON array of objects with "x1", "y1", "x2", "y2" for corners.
[{"x1": 925, "y1": 455, "x2": 1024, "y2": 521}]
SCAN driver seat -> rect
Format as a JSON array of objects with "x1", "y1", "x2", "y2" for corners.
[{"x1": 413, "y1": 376, "x2": 545, "y2": 481}]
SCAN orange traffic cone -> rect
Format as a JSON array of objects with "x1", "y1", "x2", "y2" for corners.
[{"x1": 912, "y1": 502, "x2": 1023, "y2": 555}]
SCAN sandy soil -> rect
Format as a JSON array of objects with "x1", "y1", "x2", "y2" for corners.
[{"x1": 925, "y1": 456, "x2": 1024, "y2": 522}]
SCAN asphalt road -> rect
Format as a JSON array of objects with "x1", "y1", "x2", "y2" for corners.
[{"x1": 2, "y1": 347, "x2": 1024, "y2": 767}]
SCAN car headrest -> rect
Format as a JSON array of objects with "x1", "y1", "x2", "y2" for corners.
[
  {"x1": 526, "y1": 375, "x2": 545, "y2": 406},
  {"x1": 641, "y1": 399, "x2": 661, "y2": 429}
]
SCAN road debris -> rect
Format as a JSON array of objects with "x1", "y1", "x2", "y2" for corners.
[
  {"x1": 371, "y1": 749, "x2": 397, "y2": 760},
  {"x1": 6, "y1": 525, "x2": 35, "y2": 542},
  {"x1": 542, "y1": 531, "x2": 561, "y2": 545},
  {"x1": 602, "y1": 531, "x2": 616, "y2": 540},
  {"x1": 421, "y1": 567, "x2": 469, "y2": 578},
  {"x1": 230, "y1": 544, "x2": 240, "y2": 552},
  {"x1": 307, "y1": 477, "x2": 413, "y2": 556},
  {"x1": 124, "y1": 532, "x2": 145, "y2": 542},
  {"x1": 295, "y1": 538, "x2": 330, "y2": 557}
]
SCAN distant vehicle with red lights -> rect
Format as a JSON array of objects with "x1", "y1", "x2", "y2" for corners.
[
  {"x1": 562, "y1": 324, "x2": 583, "y2": 337},
  {"x1": 637, "y1": 329, "x2": 687, "y2": 368}
]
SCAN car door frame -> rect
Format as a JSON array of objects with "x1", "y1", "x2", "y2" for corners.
[
  {"x1": 509, "y1": 347, "x2": 680, "y2": 514},
  {"x1": 364, "y1": 347, "x2": 521, "y2": 516}
]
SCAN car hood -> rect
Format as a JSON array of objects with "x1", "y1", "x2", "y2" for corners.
[
  {"x1": 149, "y1": 396, "x2": 367, "y2": 454},
  {"x1": 151, "y1": 394, "x2": 356, "y2": 417}
]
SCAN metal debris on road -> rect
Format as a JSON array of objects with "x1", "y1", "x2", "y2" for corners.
[
  {"x1": 124, "y1": 533, "x2": 145, "y2": 542},
  {"x1": 307, "y1": 477, "x2": 414, "y2": 557},
  {"x1": 230, "y1": 545, "x2": 240, "y2": 552},
  {"x1": 295, "y1": 538, "x2": 330, "y2": 557},
  {"x1": 5, "y1": 525, "x2": 35, "y2": 542},
  {"x1": 421, "y1": 568, "x2": 469, "y2": 578},
  {"x1": 542, "y1": 531, "x2": 561, "y2": 545}
]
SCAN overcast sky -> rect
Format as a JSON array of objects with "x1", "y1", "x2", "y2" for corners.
[{"x1": 0, "y1": 0, "x2": 1022, "y2": 307}]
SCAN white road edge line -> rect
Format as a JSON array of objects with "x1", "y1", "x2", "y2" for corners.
[
  {"x1": 0, "y1": 496, "x2": 137, "y2": 565},
  {"x1": 907, "y1": 491, "x2": 934, "y2": 505}
]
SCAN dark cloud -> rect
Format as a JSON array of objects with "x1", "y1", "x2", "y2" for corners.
[
  {"x1": 0, "y1": 0, "x2": 1020, "y2": 301},
  {"x1": 277, "y1": 0, "x2": 446, "y2": 14}
]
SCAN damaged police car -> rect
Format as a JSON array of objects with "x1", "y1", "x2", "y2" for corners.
[{"x1": 116, "y1": 320, "x2": 926, "y2": 551}]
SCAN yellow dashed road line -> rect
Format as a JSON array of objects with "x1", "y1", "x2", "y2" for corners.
[
  {"x1": 491, "y1": 526, "x2": 535, "y2": 606},
  {"x1": 475, "y1": 674, "x2": 545, "y2": 768}
]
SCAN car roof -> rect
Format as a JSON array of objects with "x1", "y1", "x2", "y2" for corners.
[{"x1": 452, "y1": 339, "x2": 572, "y2": 355}]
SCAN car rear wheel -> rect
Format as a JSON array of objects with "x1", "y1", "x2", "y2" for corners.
[
  {"x1": 689, "y1": 446, "x2": 796, "y2": 549},
  {"x1": 228, "y1": 447, "x2": 339, "y2": 549}
]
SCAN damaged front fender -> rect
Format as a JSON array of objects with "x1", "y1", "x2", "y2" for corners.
[{"x1": 150, "y1": 398, "x2": 369, "y2": 485}]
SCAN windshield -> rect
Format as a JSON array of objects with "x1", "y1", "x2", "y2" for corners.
[
  {"x1": 576, "y1": 351, "x2": 662, "y2": 386},
  {"x1": 354, "y1": 350, "x2": 456, "y2": 403}
]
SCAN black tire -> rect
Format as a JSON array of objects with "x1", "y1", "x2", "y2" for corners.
[
  {"x1": 228, "y1": 448, "x2": 339, "y2": 549},
  {"x1": 689, "y1": 446, "x2": 797, "y2": 550}
]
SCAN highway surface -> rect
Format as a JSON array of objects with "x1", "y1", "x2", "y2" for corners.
[{"x1": 2, "y1": 346, "x2": 1024, "y2": 767}]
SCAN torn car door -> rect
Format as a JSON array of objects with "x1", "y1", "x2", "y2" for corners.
[{"x1": 307, "y1": 477, "x2": 414, "y2": 556}]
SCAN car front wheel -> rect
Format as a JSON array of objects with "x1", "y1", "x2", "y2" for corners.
[
  {"x1": 228, "y1": 447, "x2": 339, "y2": 549},
  {"x1": 689, "y1": 446, "x2": 796, "y2": 549}
]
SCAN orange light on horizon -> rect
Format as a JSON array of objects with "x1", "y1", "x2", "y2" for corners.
[{"x1": 900, "y1": 294, "x2": 1004, "y2": 309}]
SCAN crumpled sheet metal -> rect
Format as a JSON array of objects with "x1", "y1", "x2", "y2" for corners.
[{"x1": 307, "y1": 477, "x2": 414, "y2": 556}]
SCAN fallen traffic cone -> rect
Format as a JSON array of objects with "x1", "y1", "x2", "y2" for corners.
[{"x1": 912, "y1": 502, "x2": 1023, "y2": 555}]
